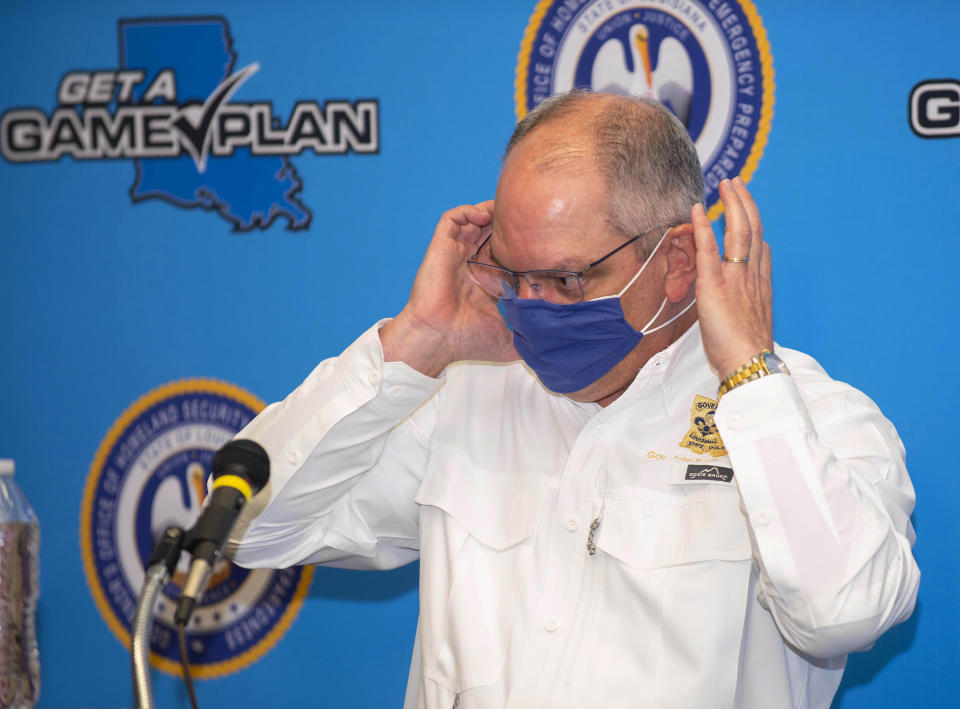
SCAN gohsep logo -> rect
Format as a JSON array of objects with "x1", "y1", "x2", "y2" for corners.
[{"x1": 909, "y1": 79, "x2": 960, "y2": 138}]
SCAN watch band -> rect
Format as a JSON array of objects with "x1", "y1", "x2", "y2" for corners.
[{"x1": 718, "y1": 349, "x2": 771, "y2": 398}]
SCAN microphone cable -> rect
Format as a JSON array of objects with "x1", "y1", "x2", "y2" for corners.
[
  {"x1": 171, "y1": 439, "x2": 269, "y2": 709},
  {"x1": 177, "y1": 622, "x2": 200, "y2": 709}
]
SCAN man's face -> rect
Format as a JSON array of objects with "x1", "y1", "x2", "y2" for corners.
[{"x1": 492, "y1": 128, "x2": 674, "y2": 404}]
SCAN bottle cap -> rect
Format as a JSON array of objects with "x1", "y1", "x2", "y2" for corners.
[{"x1": 0, "y1": 459, "x2": 13, "y2": 475}]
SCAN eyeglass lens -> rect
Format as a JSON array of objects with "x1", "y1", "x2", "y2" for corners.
[{"x1": 467, "y1": 241, "x2": 584, "y2": 304}]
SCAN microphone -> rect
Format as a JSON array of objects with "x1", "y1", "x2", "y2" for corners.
[{"x1": 174, "y1": 439, "x2": 270, "y2": 627}]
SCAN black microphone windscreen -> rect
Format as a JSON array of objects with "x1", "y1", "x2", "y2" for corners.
[{"x1": 211, "y1": 439, "x2": 270, "y2": 491}]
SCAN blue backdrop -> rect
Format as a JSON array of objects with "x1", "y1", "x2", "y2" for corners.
[{"x1": 0, "y1": 0, "x2": 956, "y2": 706}]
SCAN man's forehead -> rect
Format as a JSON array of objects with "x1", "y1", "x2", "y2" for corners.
[
  {"x1": 502, "y1": 128, "x2": 593, "y2": 177},
  {"x1": 496, "y1": 149, "x2": 603, "y2": 208},
  {"x1": 489, "y1": 208, "x2": 620, "y2": 273},
  {"x1": 491, "y1": 123, "x2": 623, "y2": 271},
  {"x1": 525, "y1": 144, "x2": 591, "y2": 175},
  {"x1": 487, "y1": 233, "x2": 589, "y2": 272}
]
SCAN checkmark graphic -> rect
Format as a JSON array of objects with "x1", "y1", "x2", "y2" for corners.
[{"x1": 173, "y1": 62, "x2": 259, "y2": 173}]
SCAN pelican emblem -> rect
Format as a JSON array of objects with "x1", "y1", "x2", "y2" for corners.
[
  {"x1": 517, "y1": 0, "x2": 775, "y2": 217},
  {"x1": 591, "y1": 24, "x2": 693, "y2": 126},
  {"x1": 82, "y1": 379, "x2": 312, "y2": 677},
  {"x1": 150, "y1": 461, "x2": 232, "y2": 590}
]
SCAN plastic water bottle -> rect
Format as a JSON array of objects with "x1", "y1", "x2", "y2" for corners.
[{"x1": 0, "y1": 460, "x2": 39, "y2": 708}]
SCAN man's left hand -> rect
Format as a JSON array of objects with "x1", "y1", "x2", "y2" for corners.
[{"x1": 689, "y1": 177, "x2": 774, "y2": 380}]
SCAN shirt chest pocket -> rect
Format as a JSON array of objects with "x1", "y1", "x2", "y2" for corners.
[
  {"x1": 595, "y1": 482, "x2": 752, "y2": 569},
  {"x1": 414, "y1": 450, "x2": 555, "y2": 691},
  {"x1": 590, "y1": 476, "x2": 754, "y2": 706}
]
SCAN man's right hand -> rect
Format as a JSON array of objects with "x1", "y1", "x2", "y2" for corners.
[{"x1": 379, "y1": 201, "x2": 519, "y2": 377}]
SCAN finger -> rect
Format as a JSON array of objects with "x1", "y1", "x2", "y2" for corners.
[
  {"x1": 732, "y1": 177, "x2": 764, "y2": 263},
  {"x1": 460, "y1": 201, "x2": 496, "y2": 248},
  {"x1": 761, "y1": 241, "x2": 773, "y2": 322},
  {"x1": 447, "y1": 203, "x2": 493, "y2": 228},
  {"x1": 718, "y1": 179, "x2": 751, "y2": 262},
  {"x1": 474, "y1": 199, "x2": 494, "y2": 215},
  {"x1": 434, "y1": 205, "x2": 493, "y2": 254},
  {"x1": 455, "y1": 210, "x2": 494, "y2": 248},
  {"x1": 690, "y1": 203, "x2": 721, "y2": 283}
]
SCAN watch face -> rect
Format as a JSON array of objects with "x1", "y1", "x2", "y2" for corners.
[{"x1": 760, "y1": 351, "x2": 790, "y2": 376}]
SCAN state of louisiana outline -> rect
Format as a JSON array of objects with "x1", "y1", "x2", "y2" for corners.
[{"x1": 119, "y1": 17, "x2": 312, "y2": 231}]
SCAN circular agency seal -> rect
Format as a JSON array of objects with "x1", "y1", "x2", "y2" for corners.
[
  {"x1": 516, "y1": 0, "x2": 775, "y2": 219},
  {"x1": 80, "y1": 378, "x2": 313, "y2": 678}
]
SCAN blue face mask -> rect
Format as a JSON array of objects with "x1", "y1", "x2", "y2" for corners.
[{"x1": 500, "y1": 230, "x2": 695, "y2": 394}]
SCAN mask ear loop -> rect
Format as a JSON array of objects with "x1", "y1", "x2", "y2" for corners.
[
  {"x1": 613, "y1": 227, "x2": 674, "y2": 298},
  {"x1": 641, "y1": 296, "x2": 697, "y2": 335},
  {"x1": 625, "y1": 226, "x2": 696, "y2": 334}
]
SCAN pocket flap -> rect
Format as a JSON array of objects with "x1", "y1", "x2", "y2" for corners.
[
  {"x1": 415, "y1": 450, "x2": 554, "y2": 551},
  {"x1": 596, "y1": 493, "x2": 751, "y2": 569}
]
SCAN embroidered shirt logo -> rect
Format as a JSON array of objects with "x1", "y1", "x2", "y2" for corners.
[{"x1": 679, "y1": 394, "x2": 726, "y2": 458}]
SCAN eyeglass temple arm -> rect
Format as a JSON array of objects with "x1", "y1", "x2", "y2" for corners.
[
  {"x1": 581, "y1": 233, "x2": 644, "y2": 274},
  {"x1": 469, "y1": 234, "x2": 493, "y2": 261}
]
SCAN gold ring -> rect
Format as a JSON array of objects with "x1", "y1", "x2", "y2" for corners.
[{"x1": 723, "y1": 256, "x2": 750, "y2": 263}]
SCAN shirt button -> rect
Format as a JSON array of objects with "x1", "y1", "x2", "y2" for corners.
[
  {"x1": 544, "y1": 617, "x2": 559, "y2": 633},
  {"x1": 593, "y1": 426, "x2": 606, "y2": 440},
  {"x1": 286, "y1": 450, "x2": 301, "y2": 466},
  {"x1": 389, "y1": 385, "x2": 402, "y2": 399},
  {"x1": 755, "y1": 511, "x2": 771, "y2": 527},
  {"x1": 367, "y1": 371, "x2": 381, "y2": 386},
  {"x1": 565, "y1": 517, "x2": 579, "y2": 532},
  {"x1": 727, "y1": 414, "x2": 744, "y2": 429}
]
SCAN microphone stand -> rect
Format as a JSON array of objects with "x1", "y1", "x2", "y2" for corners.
[{"x1": 131, "y1": 526, "x2": 185, "y2": 709}]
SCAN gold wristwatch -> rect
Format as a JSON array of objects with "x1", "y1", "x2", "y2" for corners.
[{"x1": 717, "y1": 349, "x2": 790, "y2": 398}]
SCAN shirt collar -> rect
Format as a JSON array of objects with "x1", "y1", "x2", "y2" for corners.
[
  {"x1": 659, "y1": 320, "x2": 716, "y2": 413},
  {"x1": 610, "y1": 320, "x2": 713, "y2": 414}
]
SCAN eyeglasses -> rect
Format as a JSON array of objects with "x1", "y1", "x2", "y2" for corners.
[{"x1": 466, "y1": 228, "x2": 660, "y2": 305}]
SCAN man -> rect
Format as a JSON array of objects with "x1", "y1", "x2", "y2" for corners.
[{"x1": 227, "y1": 91, "x2": 919, "y2": 708}]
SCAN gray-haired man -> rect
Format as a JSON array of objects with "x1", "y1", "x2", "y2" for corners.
[{"x1": 229, "y1": 91, "x2": 918, "y2": 708}]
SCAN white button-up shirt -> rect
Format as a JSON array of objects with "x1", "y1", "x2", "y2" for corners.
[{"x1": 229, "y1": 321, "x2": 919, "y2": 709}]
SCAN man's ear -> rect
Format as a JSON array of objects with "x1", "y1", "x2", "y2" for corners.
[{"x1": 664, "y1": 224, "x2": 697, "y2": 304}]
